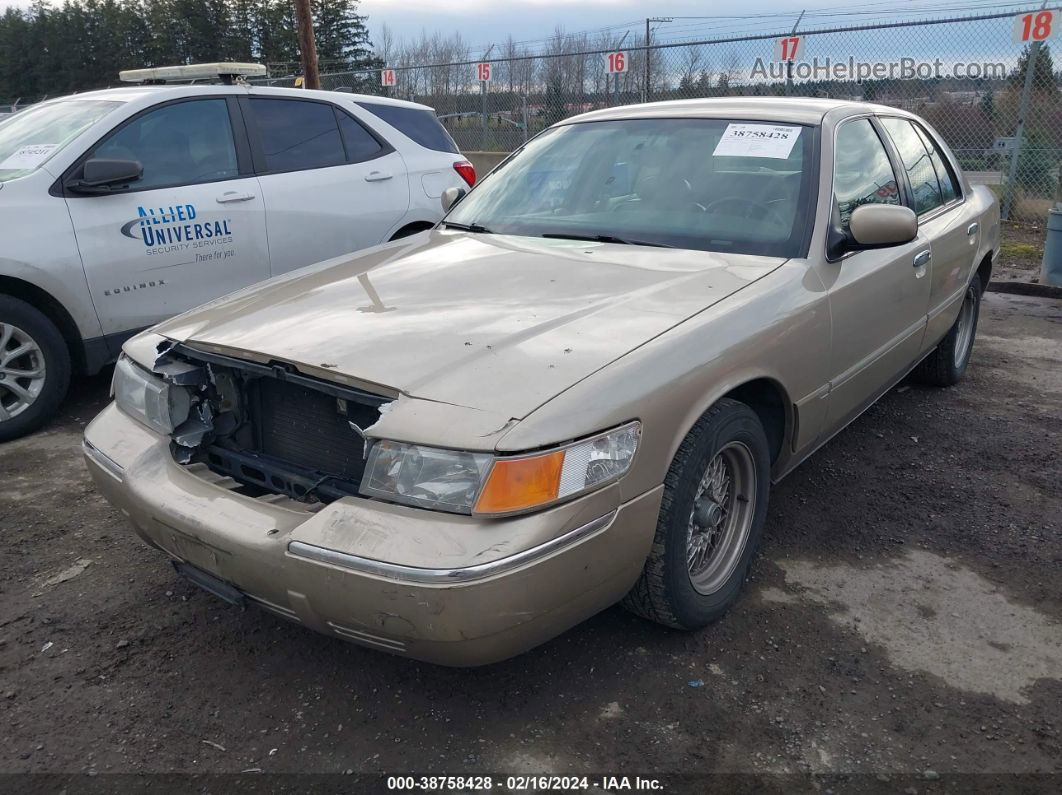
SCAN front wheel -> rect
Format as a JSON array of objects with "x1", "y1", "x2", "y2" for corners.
[
  {"x1": 915, "y1": 274, "x2": 982, "y2": 387},
  {"x1": 0, "y1": 296, "x2": 71, "y2": 442},
  {"x1": 622, "y1": 398, "x2": 771, "y2": 629}
]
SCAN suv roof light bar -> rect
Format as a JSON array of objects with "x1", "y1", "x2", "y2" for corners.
[{"x1": 118, "y1": 63, "x2": 267, "y2": 85}]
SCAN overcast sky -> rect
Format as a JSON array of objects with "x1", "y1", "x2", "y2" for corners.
[
  {"x1": 361, "y1": 0, "x2": 832, "y2": 55},
  {"x1": 0, "y1": 0, "x2": 1038, "y2": 60}
]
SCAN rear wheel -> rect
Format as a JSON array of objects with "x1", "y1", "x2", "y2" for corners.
[
  {"x1": 623, "y1": 399, "x2": 771, "y2": 629},
  {"x1": 0, "y1": 296, "x2": 71, "y2": 442},
  {"x1": 915, "y1": 274, "x2": 981, "y2": 387}
]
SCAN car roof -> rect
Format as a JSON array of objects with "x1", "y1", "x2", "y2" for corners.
[
  {"x1": 42, "y1": 84, "x2": 436, "y2": 112},
  {"x1": 564, "y1": 96, "x2": 897, "y2": 126}
]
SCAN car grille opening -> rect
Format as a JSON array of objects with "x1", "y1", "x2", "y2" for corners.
[{"x1": 168, "y1": 346, "x2": 388, "y2": 505}]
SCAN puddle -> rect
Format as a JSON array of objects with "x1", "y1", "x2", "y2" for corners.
[{"x1": 776, "y1": 550, "x2": 1061, "y2": 704}]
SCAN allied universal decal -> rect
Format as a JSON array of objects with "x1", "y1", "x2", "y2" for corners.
[{"x1": 120, "y1": 204, "x2": 236, "y2": 261}]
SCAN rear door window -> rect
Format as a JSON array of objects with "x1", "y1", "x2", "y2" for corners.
[
  {"x1": 356, "y1": 102, "x2": 459, "y2": 153},
  {"x1": 337, "y1": 112, "x2": 385, "y2": 162},
  {"x1": 913, "y1": 123, "x2": 961, "y2": 204},
  {"x1": 248, "y1": 98, "x2": 346, "y2": 173},
  {"x1": 880, "y1": 117, "x2": 944, "y2": 215}
]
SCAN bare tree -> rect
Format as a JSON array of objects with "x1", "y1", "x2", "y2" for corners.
[{"x1": 680, "y1": 45, "x2": 704, "y2": 91}]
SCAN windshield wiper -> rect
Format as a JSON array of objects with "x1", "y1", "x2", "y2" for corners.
[
  {"x1": 539, "y1": 232, "x2": 675, "y2": 248},
  {"x1": 443, "y1": 221, "x2": 493, "y2": 234}
]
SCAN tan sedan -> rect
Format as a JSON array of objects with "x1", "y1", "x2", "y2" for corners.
[{"x1": 83, "y1": 98, "x2": 998, "y2": 665}]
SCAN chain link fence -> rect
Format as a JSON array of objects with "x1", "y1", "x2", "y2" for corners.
[{"x1": 258, "y1": 7, "x2": 1062, "y2": 225}]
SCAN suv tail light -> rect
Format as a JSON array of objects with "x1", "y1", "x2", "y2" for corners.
[{"x1": 453, "y1": 160, "x2": 476, "y2": 187}]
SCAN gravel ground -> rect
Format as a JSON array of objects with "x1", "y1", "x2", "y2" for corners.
[{"x1": 0, "y1": 291, "x2": 1059, "y2": 791}]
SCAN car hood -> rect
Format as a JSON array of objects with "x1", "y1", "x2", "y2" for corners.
[{"x1": 153, "y1": 231, "x2": 784, "y2": 419}]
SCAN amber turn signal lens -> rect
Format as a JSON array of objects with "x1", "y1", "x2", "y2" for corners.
[{"x1": 473, "y1": 450, "x2": 565, "y2": 514}]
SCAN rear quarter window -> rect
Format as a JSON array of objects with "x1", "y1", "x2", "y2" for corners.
[{"x1": 356, "y1": 102, "x2": 459, "y2": 154}]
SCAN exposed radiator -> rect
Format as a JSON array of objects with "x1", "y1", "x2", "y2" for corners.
[{"x1": 253, "y1": 376, "x2": 376, "y2": 483}]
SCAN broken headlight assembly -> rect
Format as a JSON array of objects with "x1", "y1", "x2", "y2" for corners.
[
  {"x1": 360, "y1": 421, "x2": 640, "y2": 516},
  {"x1": 112, "y1": 355, "x2": 191, "y2": 435}
]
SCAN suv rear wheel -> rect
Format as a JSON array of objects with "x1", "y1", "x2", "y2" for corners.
[{"x1": 0, "y1": 296, "x2": 71, "y2": 442}]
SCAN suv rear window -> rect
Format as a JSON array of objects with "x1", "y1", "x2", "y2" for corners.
[
  {"x1": 356, "y1": 102, "x2": 459, "y2": 154},
  {"x1": 249, "y1": 98, "x2": 346, "y2": 172}
]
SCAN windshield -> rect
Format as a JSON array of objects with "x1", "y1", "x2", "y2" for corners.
[
  {"x1": 0, "y1": 99, "x2": 122, "y2": 182},
  {"x1": 446, "y1": 117, "x2": 815, "y2": 257}
]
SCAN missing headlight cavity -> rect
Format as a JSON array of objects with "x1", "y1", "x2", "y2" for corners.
[{"x1": 153, "y1": 341, "x2": 389, "y2": 505}]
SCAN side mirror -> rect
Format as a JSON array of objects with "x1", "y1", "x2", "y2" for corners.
[
  {"x1": 69, "y1": 158, "x2": 143, "y2": 194},
  {"x1": 441, "y1": 185, "x2": 467, "y2": 212},
  {"x1": 849, "y1": 204, "x2": 917, "y2": 248}
]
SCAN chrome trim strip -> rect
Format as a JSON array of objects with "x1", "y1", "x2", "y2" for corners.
[
  {"x1": 287, "y1": 509, "x2": 618, "y2": 584},
  {"x1": 245, "y1": 593, "x2": 299, "y2": 619},
  {"x1": 82, "y1": 440, "x2": 124, "y2": 482},
  {"x1": 327, "y1": 622, "x2": 407, "y2": 651}
]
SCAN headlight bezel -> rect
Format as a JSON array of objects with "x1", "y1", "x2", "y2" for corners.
[
  {"x1": 358, "y1": 421, "x2": 641, "y2": 517},
  {"x1": 358, "y1": 439, "x2": 494, "y2": 515},
  {"x1": 111, "y1": 354, "x2": 190, "y2": 435}
]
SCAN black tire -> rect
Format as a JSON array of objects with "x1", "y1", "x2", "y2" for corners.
[
  {"x1": 622, "y1": 398, "x2": 771, "y2": 629},
  {"x1": 0, "y1": 296, "x2": 71, "y2": 443},
  {"x1": 914, "y1": 274, "x2": 982, "y2": 387}
]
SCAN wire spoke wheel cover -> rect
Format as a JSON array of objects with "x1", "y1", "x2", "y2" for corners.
[
  {"x1": 686, "y1": 440, "x2": 757, "y2": 595},
  {"x1": 0, "y1": 322, "x2": 47, "y2": 422}
]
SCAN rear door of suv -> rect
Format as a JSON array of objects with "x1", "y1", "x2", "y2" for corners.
[{"x1": 239, "y1": 96, "x2": 409, "y2": 275}]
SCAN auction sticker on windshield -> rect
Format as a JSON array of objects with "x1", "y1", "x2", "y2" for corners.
[
  {"x1": 0, "y1": 143, "x2": 58, "y2": 170},
  {"x1": 713, "y1": 124, "x2": 801, "y2": 158}
]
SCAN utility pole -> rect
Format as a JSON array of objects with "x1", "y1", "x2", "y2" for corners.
[{"x1": 294, "y1": 0, "x2": 321, "y2": 90}]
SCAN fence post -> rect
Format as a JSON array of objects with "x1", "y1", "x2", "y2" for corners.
[
  {"x1": 644, "y1": 19, "x2": 650, "y2": 103},
  {"x1": 481, "y1": 80, "x2": 488, "y2": 150},
  {"x1": 1002, "y1": 35, "x2": 1044, "y2": 220},
  {"x1": 480, "y1": 46, "x2": 495, "y2": 151},
  {"x1": 785, "y1": 10, "x2": 806, "y2": 97}
]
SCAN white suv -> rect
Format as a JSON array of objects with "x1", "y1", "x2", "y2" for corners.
[{"x1": 0, "y1": 84, "x2": 473, "y2": 440}]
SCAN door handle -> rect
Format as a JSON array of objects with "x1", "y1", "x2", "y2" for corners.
[
  {"x1": 364, "y1": 171, "x2": 393, "y2": 182},
  {"x1": 967, "y1": 222, "x2": 979, "y2": 236},
  {"x1": 913, "y1": 250, "x2": 932, "y2": 268},
  {"x1": 216, "y1": 192, "x2": 255, "y2": 203}
]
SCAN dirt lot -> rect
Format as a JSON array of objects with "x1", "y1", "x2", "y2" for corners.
[{"x1": 1, "y1": 292, "x2": 1059, "y2": 790}]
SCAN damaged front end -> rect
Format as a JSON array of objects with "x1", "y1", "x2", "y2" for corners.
[{"x1": 140, "y1": 341, "x2": 391, "y2": 507}]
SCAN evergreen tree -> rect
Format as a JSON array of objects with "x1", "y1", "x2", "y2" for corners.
[
  {"x1": 1009, "y1": 43, "x2": 1057, "y2": 94},
  {"x1": 0, "y1": 0, "x2": 379, "y2": 102}
]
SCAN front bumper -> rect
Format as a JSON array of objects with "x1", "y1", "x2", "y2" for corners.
[{"x1": 83, "y1": 403, "x2": 662, "y2": 666}]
